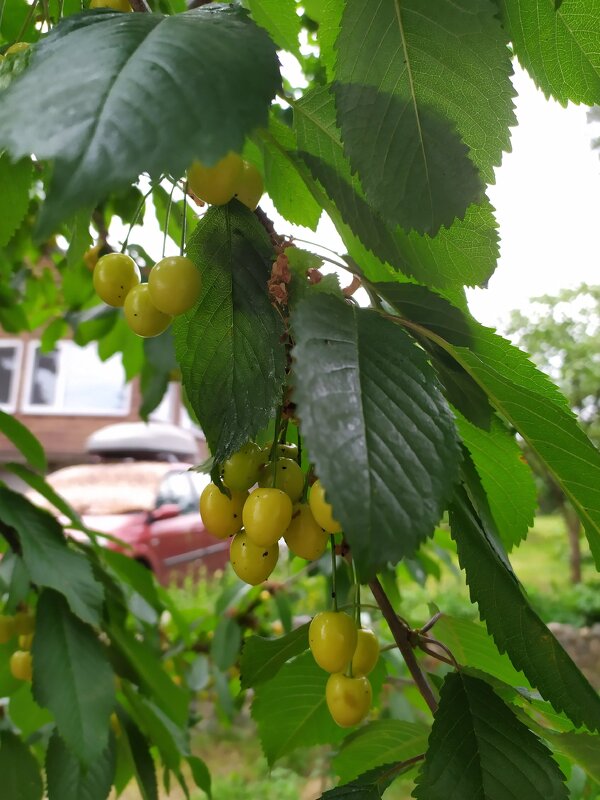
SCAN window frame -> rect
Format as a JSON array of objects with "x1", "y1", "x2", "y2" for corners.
[
  {"x1": 22, "y1": 340, "x2": 132, "y2": 417},
  {"x1": 0, "y1": 339, "x2": 24, "y2": 413}
]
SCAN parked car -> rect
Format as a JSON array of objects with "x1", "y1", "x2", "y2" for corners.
[{"x1": 30, "y1": 460, "x2": 228, "y2": 584}]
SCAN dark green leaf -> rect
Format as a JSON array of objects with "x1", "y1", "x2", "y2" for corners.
[
  {"x1": 498, "y1": 0, "x2": 600, "y2": 105},
  {"x1": 124, "y1": 686, "x2": 189, "y2": 770},
  {"x1": 0, "y1": 8, "x2": 281, "y2": 236},
  {"x1": 0, "y1": 488, "x2": 103, "y2": 625},
  {"x1": 0, "y1": 409, "x2": 46, "y2": 471},
  {"x1": 0, "y1": 155, "x2": 32, "y2": 247},
  {"x1": 334, "y1": 0, "x2": 514, "y2": 233},
  {"x1": 0, "y1": 731, "x2": 43, "y2": 800},
  {"x1": 46, "y1": 729, "x2": 116, "y2": 800},
  {"x1": 240, "y1": 623, "x2": 309, "y2": 689},
  {"x1": 246, "y1": 0, "x2": 301, "y2": 54},
  {"x1": 6, "y1": 462, "x2": 83, "y2": 530},
  {"x1": 449, "y1": 489, "x2": 600, "y2": 732},
  {"x1": 251, "y1": 651, "x2": 348, "y2": 766},
  {"x1": 322, "y1": 762, "x2": 408, "y2": 799},
  {"x1": 211, "y1": 617, "x2": 242, "y2": 671},
  {"x1": 66, "y1": 208, "x2": 93, "y2": 266},
  {"x1": 8, "y1": 683, "x2": 54, "y2": 737},
  {"x1": 101, "y1": 550, "x2": 162, "y2": 613},
  {"x1": 333, "y1": 720, "x2": 430, "y2": 785},
  {"x1": 108, "y1": 623, "x2": 189, "y2": 727},
  {"x1": 187, "y1": 756, "x2": 212, "y2": 799},
  {"x1": 295, "y1": 86, "x2": 499, "y2": 288},
  {"x1": 173, "y1": 202, "x2": 285, "y2": 463},
  {"x1": 291, "y1": 294, "x2": 461, "y2": 578},
  {"x1": 454, "y1": 413, "x2": 536, "y2": 550},
  {"x1": 33, "y1": 590, "x2": 115, "y2": 765},
  {"x1": 119, "y1": 712, "x2": 159, "y2": 800},
  {"x1": 413, "y1": 672, "x2": 568, "y2": 799}
]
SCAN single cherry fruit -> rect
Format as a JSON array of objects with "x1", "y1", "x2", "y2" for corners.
[
  {"x1": 200, "y1": 483, "x2": 247, "y2": 539},
  {"x1": 284, "y1": 504, "x2": 328, "y2": 561},
  {"x1": 0, "y1": 614, "x2": 15, "y2": 644},
  {"x1": 258, "y1": 458, "x2": 304, "y2": 503},
  {"x1": 309, "y1": 611, "x2": 357, "y2": 673},
  {"x1": 14, "y1": 610, "x2": 35, "y2": 636},
  {"x1": 5, "y1": 42, "x2": 29, "y2": 55},
  {"x1": 309, "y1": 479, "x2": 342, "y2": 534},
  {"x1": 242, "y1": 487, "x2": 293, "y2": 547},
  {"x1": 93, "y1": 253, "x2": 141, "y2": 307},
  {"x1": 230, "y1": 531, "x2": 279, "y2": 585},
  {"x1": 90, "y1": 0, "x2": 132, "y2": 11},
  {"x1": 351, "y1": 629, "x2": 380, "y2": 677},
  {"x1": 123, "y1": 284, "x2": 172, "y2": 338},
  {"x1": 326, "y1": 673, "x2": 372, "y2": 727},
  {"x1": 233, "y1": 161, "x2": 264, "y2": 210},
  {"x1": 148, "y1": 256, "x2": 201, "y2": 316},
  {"x1": 10, "y1": 650, "x2": 33, "y2": 682},
  {"x1": 187, "y1": 153, "x2": 244, "y2": 206},
  {"x1": 277, "y1": 442, "x2": 299, "y2": 460},
  {"x1": 18, "y1": 633, "x2": 34, "y2": 651},
  {"x1": 222, "y1": 442, "x2": 264, "y2": 492}
]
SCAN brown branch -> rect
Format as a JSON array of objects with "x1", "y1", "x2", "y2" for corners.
[
  {"x1": 254, "y1": 207, "x2": 286, "y2": 250},
  {"x1": 369, "y1": 576, "x2": 438, "y2": 714},
  {"x1": 129, "y1": 0, "x2": 151, "y2": 11},
  {"x1": 342, "y1": 274, "x2": 361, "y2": 298}
]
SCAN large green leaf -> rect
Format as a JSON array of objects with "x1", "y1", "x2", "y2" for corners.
[
  {"x1": 546, "y1": 729, "x2": 600, "y2": 784},
  {"x1": 46, "y1": 729, "x2": 116, "y2": 800},
  {"x1": 173, "y1": 202, "x2": 286, "y2": 463},
  {"x1": 32, "y1": 590, "x2": 115, "y2": 765},
  {"x1": 454, "y1": 412, "x2": 536, "y2": 550},
  {"x1": 303, "y1": 0, "x2": 343, "y2": 81},
  {"x1": 294, "y1": 86, "x2": 499, "y2": 289},
  {"x1": 0, "y1": 731, "x2": 43, "y2": 800},
  {"x1": 498, "y1": 0, "x2": 600, "y2": 105},
  {"x1": 251, "y1": 651, "x2": 348, "y2": 765},
  {"x1": 291, "y1": 293, "x2": 461, "y2": 578},
  {"x1": 334, "y1": 0, "x2": 514, "y2": 233},
  {"x1": 0, "y1": 7, "x2": 280, "y2": 236},
  {"x1": 123, "y1": 687, "x2": 189, "y2": 771},
  {"x1": 0, "y1": 410, "x2": 46, "y2": 471},
  {"x1": 333, "y1": 720, "x2": 430, "y2": 784},
  {"x1": 0, "y1": 155, "x2": 32, "y2": 247},
  {"x1": 246, "y1": 0, "x2": 301, "y2": 54},
  {"x1": 240, "y1": 623, "x2": 309, "y2": 689},
  {"x1": 0, "y1": 488, "x2": 103, "y2": 625},
  {"x1": 449, "y1": 490, "x2": 600, "y2": 732},
  {"x1": 119, "y1": 713, "x2": 159, "y2": 800},
  {"x1": 413, "y1": 672, "x2": 568, "y2": 799},
  {"x1": 376, "y1": 283, "x2": 600, "y2": 567},
  {"x1": 322, "y1": 763, "x2": 409, "y2": 799}
]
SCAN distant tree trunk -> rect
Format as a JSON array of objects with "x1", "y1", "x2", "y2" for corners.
[{"x1": 561, "y1": 502, "x2": 582, "y2": 584}]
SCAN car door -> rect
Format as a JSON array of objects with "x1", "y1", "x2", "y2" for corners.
[{"x1": 149, "y1": 470, "x2": 200, "y2": 570}]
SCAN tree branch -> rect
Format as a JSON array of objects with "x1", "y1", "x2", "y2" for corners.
[
  {"x1": 129, "y1": 0, "x2": 151, "y2": 11},
  {"x1": 369, "y1": 576, "x2": 438, "y2": 714}
]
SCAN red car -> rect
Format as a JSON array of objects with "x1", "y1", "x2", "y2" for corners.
[{"x1": 32, "y1": 460, "x2": 228, "y2": 584}]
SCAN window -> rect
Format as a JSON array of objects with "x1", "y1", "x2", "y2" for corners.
[
  {"x1": 23, "y1": 341, "x2": 131, "y2": 416},
  {"x1": 156, "y1": 471, "x2": 196, "y2": 513},
  {"x1": 0, "y1": 340, "x2": 23, "y2": 412}
]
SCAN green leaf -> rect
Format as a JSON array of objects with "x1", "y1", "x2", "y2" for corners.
[
  {"x1": 333, "y1": 720, "x2": 430, "y2": 785},
  {"x1": 8, "y1": 683, "x2": 54, "y2": 737},
  {"x1": 119, "y1": 713, "x2": 159, "y2": 800},
  {"x1": 257, "y1": 117, "x2": 321, "y2": 230},
  {"x1": 546, "y1": 729, "x2": 600, "y2": 784},
  {"x1": 449, "y1": 489, "x2": 600, "y2": 732},
  {"x1": 0, "y1": 410, "x2": 46, "y2": 471},
  {"x1": 413, "y1": 672, "x2": 568, "y2": 800},
  {"x1": 124, "y1": 686, "x2": 189, "y2": 770},
  {"x1": 334, "y1": 0, "x2": 514, "y2": 232},
  {"x1": 66, "y1": 208, "x2": 93, "y2": 267},
  {"x1": 454, "y1": 412, "x2": 536, "y2": 550},
  {"x1": 187, "y1": 756, "x2": 212, "y2": 799},
  {"x1": 108, "y1": 623, "x2": 189, "y2": 728},
  {"x1": 240, "y1": 623, "x2": 309, "y2": 689},
  {"x1": 252, "y1": 652, "x2": 349, "y2": 765},
  {"x1": 46, "y1": 729, "x2": 116, "y2": 800},
  {"x1": 173, "y1": 202, "x2": 286, "y2": 463},
  {"x1": 0, "y1": 8, "x2": 281, "y2": 236},
  {"x1": 322, "y1": 762, "x2": 408, "y2": 799},
  {"x1": 304, "y1": 0, "x2": 343, "y2": 81},
  {"x1": 291, "y1": 294, "x2": 461, "y2": 578},
  {"x1": 0, "y1": 731, "x2": 44, "y2": 800},
  {"x1": 498, "y1": 0, "x2": 600, "y2": 105},
  {"x1": 295, "y1": 86, "x2": 499, "y2": 288},
  {"x1": 433, "y1": 615, "x2": 528, "y2": 688},
  {"x1": 0, "y1": 488, "x2": 104, "y2": 625},
  {"x1": 6, "y1": 462, "x2": 84, "y2": 530},
  {"x1": 211, "y1": 617, "x2": 242, "y2": 671},
  {"x1": 0, "y1": 155, "x2": 32, "y2": 247},
  {"x1": 32, "y1": 590, "x2": 115, "y2": 765},
  {"x1": 101, "y1": 550, "x2": 162, "y2": 613},
  {"x1": 246, "y1": 0, "x2": 301, "y2": 55}
]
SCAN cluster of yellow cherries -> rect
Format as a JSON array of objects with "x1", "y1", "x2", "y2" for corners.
[
  {"x1": 200, "y1": 440, "x2": 380, "y2": 728},
  {"x1": 92, "y1": 151, "x2": 263, "y2": 337},
  {"x1": 0, "y1": 610, "x2": 36, "y2": 682}
]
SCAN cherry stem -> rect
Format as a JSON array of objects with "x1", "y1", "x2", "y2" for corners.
[
  {"x1": 369, "y1": 576, "x2": 438, "y2": 714},
  {"x1": 269, "y1": 406, "x2": 282, "y2": 485},
  {"x1": 296, "y1": 430, "x2": 302, "y2": 467},
  {"x1": 121, "y1": 184, "x2": 154, "y2": 253},
  {"x1": 330, "y1": 535, "x2": 338, "y2": 611},
  {"x1": 129, "y1": 0, "x2": 151, "y2": 11},
  {"x1": 180, "y1": 181, "x2": 188, "y2": 257},
  {"x1": 15, "y1": 0, "x2": 38, "y2": 44},
  {"x1": 162, "y1": 182, "x2": 176, "y2": 259},
  {"x1": 350, "y1": 558, "x2": 361, "y2": 628}
]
